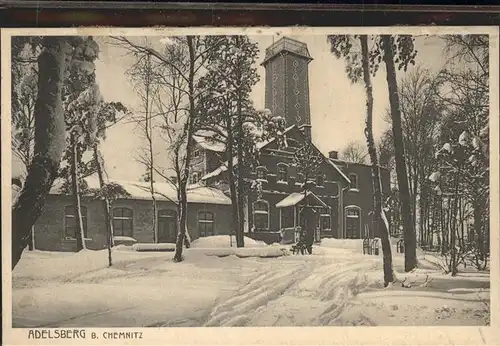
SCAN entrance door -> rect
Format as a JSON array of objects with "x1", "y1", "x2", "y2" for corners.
[
  {"x1": 345, "y1": 207, "x2": 361, "y2": 239},
  {"x1": 158, "y1": 209, "x2": 178, "y2": 243},
  {"x1": 299, "y1": 207, "x2": 317, "y2": 241}
]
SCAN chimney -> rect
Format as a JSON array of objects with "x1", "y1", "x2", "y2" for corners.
[{"x1": 329, "y1": 150, "x2": 338, "y2": 160}]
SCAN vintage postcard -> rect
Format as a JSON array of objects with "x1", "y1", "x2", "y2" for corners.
[{"x1": 2, "y1": 26, "x2": 499, "y2": 345}]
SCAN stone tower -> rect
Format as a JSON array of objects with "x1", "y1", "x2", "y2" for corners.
[{"x1": 261, "y1": 37, "x2": 313, "y2": 138}]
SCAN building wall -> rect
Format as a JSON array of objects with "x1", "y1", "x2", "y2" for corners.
[
  {"x1": 340, "y1": 162, "x2": 392, "y2": 238},
  {"x1": 33, "y1": 195, "x2": 232, "y2": 252},
  {"x1": 241, "y1": 128, "x2": 347, "y2": 241}
]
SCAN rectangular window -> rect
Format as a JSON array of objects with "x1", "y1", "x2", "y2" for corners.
[
  {"x1": 316, "y1": 174, "x2": 325, "y2": 186},
  {"x1": 320, "y1": 214, "x2": 331, "y2": 230},
  {"x1": 113, "y1": 207, "x2": 133, "y2": 237},
  {"x1": 64, "y1": 205, "x2": 88, "y2": 239},
  {"x1": 198, "y1": 211, "x2": 215, "y2": 237},
  {"x1": 349, "y1": 174, "x2": 358, "y2": 190},
  {"x1": 277, "y1": 164, "x2": 288, "y2": 182},
  {"x1": 253, "y1": 200, "x2": 269, "y2": 230}
]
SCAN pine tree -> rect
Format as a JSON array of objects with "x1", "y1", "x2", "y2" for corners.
[{"x1": 196, "y1": 35, "x2": 260, "y2": 248}]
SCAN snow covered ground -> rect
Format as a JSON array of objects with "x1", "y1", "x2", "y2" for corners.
[{"x1": 12, "y1": 238, "x2": 490, "y2": 327}]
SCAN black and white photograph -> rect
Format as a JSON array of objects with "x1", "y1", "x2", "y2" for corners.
[{"x1": 2, "y1": 26, "x2": 498, "y2": 339}]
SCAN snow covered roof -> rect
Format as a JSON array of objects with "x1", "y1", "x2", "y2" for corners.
[
  {"x1": 201, "y1": 125, "x2": 350, "y2": 185},
  {"x1": 49, "y1": 175, "x2": 231, "y2": 205},
  {"x1": 275, "y1": 191, "x2": 328, "y2": 208},
  {"x1": 193, "y1": 131, "x2": 226, "y2": 152},
  {"x1": 201, "y1": 125, "x2": 298, "y2": 182}
]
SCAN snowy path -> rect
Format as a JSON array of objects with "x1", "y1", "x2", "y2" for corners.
[
  {"x1": 12, "y1": 244, "x2": 490, "y2": 327},
  {"x1": 203, "y1": 256, "x2": 379, "y2": 326}
]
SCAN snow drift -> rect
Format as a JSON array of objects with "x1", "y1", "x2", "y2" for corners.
[
  {"x1": 132, "y1": 243, "x2": 176, "y2": 252},
  {"x1": 190, "y1": 235, "x2": 267, "y2": 248}
]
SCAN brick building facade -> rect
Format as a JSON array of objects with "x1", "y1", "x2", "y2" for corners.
[{"x1": 29, "y1": 179, "x2": 233, "y2": 252}]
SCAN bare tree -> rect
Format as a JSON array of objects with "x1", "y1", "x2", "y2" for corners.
[
  {"x1": 340, "y1": 140, "x2": 368, "y2": 164},
  {"x1": 386, "y1": 67, "x2": 443, "y2": 248},
  {"x1": 328, "y1": 34, "x2": 395, "y2": 285},
  {"x1": 127, "y1": 47, "x2": 159, "y2": 243},
  {"x1": 112, "y1": 35, "x2": 220, "y2": 261}
]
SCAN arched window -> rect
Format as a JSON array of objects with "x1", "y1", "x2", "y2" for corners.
[
  {"x1": 113, "y1": 207, "x2": 133, "y2": 237},
  {"x1": 277, "y1": 163, "x2": 288, "y2": 183},
  {"x1": 64, "y1": 205, "x2": 88, "y2": 239},
  {"x1": 253, "y1": 200, "x2": 269, "y2": 230},
  {"x1": 198, "y1": 211, "x2": 214, "y2": 237},
  {"x1": 256, "y1": 166, "x2": 268, "y2": 181},
  {"x1": 348, "y1": 173, "x2": 358, "y2": 190}
]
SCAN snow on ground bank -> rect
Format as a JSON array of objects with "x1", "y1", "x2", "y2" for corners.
[
  {"x1": 190, "y1": 235, "x2": 267, "y2": 248},
  {"x1": 132, "y1": 243, "x2": 176, "y2": 252},
  {"x1": 12, "y1": 241, "x2": 490, "y2": 327}
]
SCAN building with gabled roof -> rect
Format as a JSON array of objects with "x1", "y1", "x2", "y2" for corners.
[
  {"x1": 190, "y1": 37, "x2": 392, "y2": 244},
  {"x1": 28, "y1": 36, "x2": 391, "y2": 252}
]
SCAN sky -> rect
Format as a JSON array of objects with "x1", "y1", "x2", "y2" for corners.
[{"x1": 12, "y1": 34, "x2": 447, "y2": 180}]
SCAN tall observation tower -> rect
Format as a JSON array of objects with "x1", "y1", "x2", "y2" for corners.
[{"x1": 261, "y1": 37, "x2": 313, "y2": 138}]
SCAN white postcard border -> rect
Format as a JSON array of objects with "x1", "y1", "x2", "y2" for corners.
[{"x1": 2, "y1": 25, "x2": 499, "y2": 346}]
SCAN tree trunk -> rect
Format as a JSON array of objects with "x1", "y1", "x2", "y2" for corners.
[
  {"x1": 381, "y1": 35, "x2": 417, "y2": 272},
  {"x1": 419, "y1": 192, "x2": 425, "y2": 246},
  {"x1": 144, "y1": 54, "x2": 158, "y2": 244},
  {"x1": 173, "y1": 36, "x2": 196, "y2": 262},
  {"x1": 449, "y1": 163, "x2": 463, "y2": 276},
  {"x1": 473, "y1": 198, "x2": 485, "y2": 261},
  {"x1": 12, "y1": 37, "x2": 69, "y2": 269},
  {"x1": 361, "y1": 35, "x2": 394, "y2": 285},
  {"x1": 27, "y1": 227, "x2": 35, "y2": 251},
  {"x1": 235, "y1": 43, "x2": 245, "y2": 248},
  {"x1": 174, "y1": 183, "x2": 189, "y2": 262},
  {"x1": 227, "y1": 115, "x2": 239, "y2": 246},
  {"x1": 94, "y1": 143, "x2": 113, "y2": 266},
  {"x1": 71, "y1": 138, "x2": 86, "y2": 251}
]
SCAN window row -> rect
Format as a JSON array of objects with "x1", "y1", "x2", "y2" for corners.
[
  {"x1": 256, "y1": 166, "x2": 360, "y2": 191},
  {"x1": 63, "y1": 206, "x2": 216, "y2": 239},
  {"x1": 251, "y1": 200, "x2": 332, "y2": 231},
  {"x1": 256, "y1": 165, "x2": 327, "y2": 186}
]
